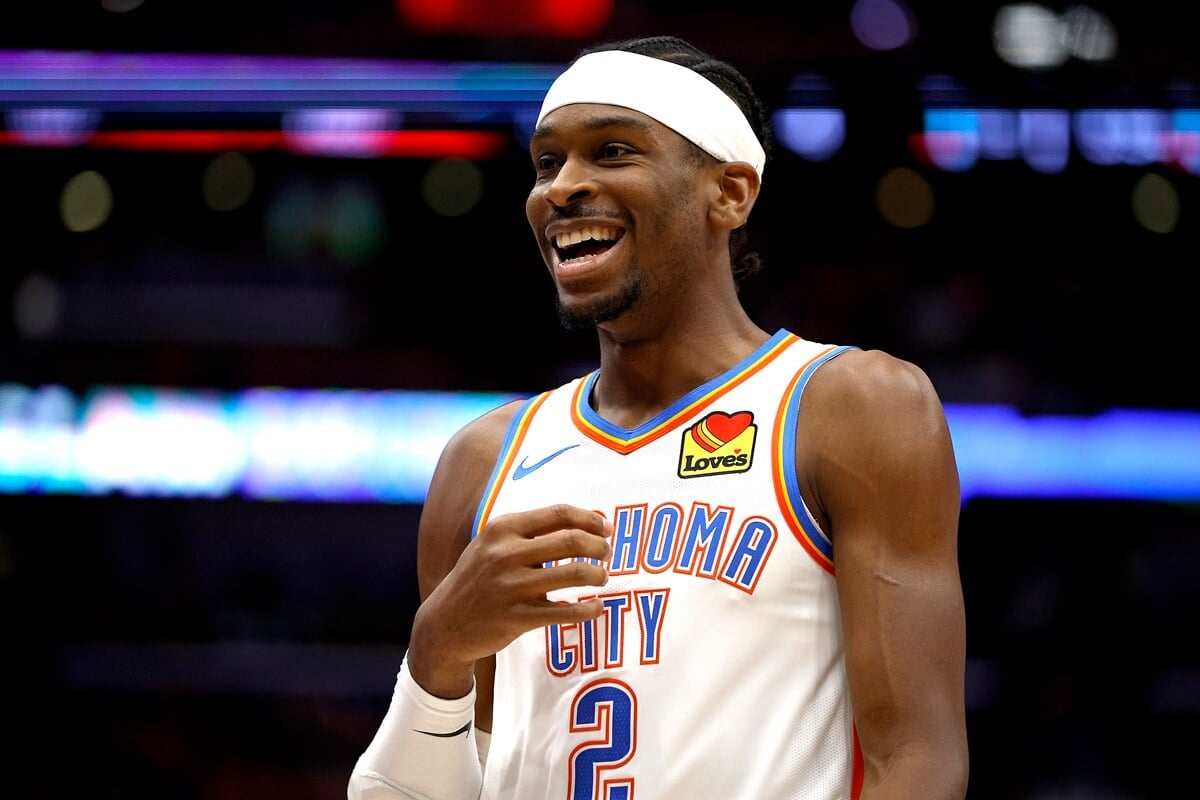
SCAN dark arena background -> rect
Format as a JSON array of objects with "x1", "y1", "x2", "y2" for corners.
[{"x1": 2, "y1": 2, "x2": 1198, "y2": 798}]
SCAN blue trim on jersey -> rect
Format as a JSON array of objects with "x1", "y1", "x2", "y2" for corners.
[
  {"x1": 779, "y1": 345, "x2": 859, "y2": 561},
  {"x1": 471, "y1": 394, "x2": 542, "y2": 540},
  {"x1": 576, "y1": 328, "x2": 795, "y2": 440}
]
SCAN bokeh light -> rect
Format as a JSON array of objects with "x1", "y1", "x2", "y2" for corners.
[
  {"x1": 59, "y1": 169, "x2": 113, "y2": 232},
  {"x1": 421, "y1": 158, "x2": 485, "y2": 217},
  {"x1": 329, "y1": 180, "x2": 386, "y2": 264},
  {"x1": 265, "y1": 179, "x2": 322, "y2": 262},
  {"x1": 1061, "y1": 4, "x2": 1117, "y2": 62},
  {"x1": 202, "y1": 152, "x2": 256, "y2": 212},
  {"x1": 875, "y1": 166, "x2": 935, "y2": 229},
  {"x1": 993, "y1": 3, "x2": 1070, "y2": 70},
  {"x1": 1131, "y1": 172, "x2": 1181, "y2": 234},
  {"x1": 850, "y1": 0, "x2": 918, "y2": 52},
  {"x1": 12, "y1": 274, "x2": 63, "y2": 340}
]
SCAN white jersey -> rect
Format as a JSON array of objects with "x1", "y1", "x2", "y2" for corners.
[{"x1": 472, "y1": 329, "x2": 862, "y2": 800}]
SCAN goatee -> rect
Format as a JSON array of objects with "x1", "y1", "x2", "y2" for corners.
[{"x1": 556, "y1": 278, "x2": 642, "y2": 332}]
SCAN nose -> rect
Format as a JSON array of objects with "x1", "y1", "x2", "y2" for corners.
[{"x1": 542, "y1": 156, "x2": 597, "y2": 209}]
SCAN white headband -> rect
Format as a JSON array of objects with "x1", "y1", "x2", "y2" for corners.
[{"x1": 536, "y1": 49, "x2": 766, "y2": 178}]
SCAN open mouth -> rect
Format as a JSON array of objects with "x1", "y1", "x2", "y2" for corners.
[{"x1": 553, "y1": 224, "x2": 623, "y2": 264}]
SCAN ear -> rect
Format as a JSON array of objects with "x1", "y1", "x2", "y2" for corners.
[{"x1": 708, "y1": 161, "x2": 760, "y2": 231}]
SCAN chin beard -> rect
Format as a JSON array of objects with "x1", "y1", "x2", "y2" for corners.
[{"x1": 556, "y1": 277, "x2": 642, "y2": 332}]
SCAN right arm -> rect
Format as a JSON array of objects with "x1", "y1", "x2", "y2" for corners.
[{"x1": 348, "y1": 400, "x2": 612, "y2": 800}]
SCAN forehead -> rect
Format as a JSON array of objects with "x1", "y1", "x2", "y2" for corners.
[{"x1": 530, "y1": 103, "x2": 667, "y2": 144}]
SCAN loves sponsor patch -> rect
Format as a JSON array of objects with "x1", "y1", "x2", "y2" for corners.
[{"x1": 678, "y1": 410, "x2": 757, "y2": 478}]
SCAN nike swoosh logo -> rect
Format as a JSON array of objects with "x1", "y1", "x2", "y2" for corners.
[
  {"x1": 512, "y1": 444, "x2": 579, "y2": 480},
  {"x1": 415, "y1": 721, "x2": 472, "y2": 738}
]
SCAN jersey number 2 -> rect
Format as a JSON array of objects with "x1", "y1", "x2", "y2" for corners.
[{"x1": 568, "y1": 679, "x2": 637, "y2": 800}]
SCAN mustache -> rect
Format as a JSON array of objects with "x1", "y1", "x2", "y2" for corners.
[{"x1": 545, "y1": 206, "x2": 625, "y2": 225}]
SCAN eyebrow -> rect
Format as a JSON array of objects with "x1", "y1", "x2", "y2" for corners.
[{"x1": 531, "y1": 112, "x2": 655, "y2": 143}]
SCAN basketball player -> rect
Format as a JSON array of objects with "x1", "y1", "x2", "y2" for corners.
[{"x1": 349, "y1": 35, "x2": 968, "y2": 800}]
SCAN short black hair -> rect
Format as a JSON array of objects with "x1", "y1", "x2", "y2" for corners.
[{"x1": 575, "y1": 35, "x2": 772, "y2": 288}]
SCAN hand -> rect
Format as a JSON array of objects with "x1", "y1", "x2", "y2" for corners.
[{"x1": 407, "y1": 504, "x2": 612, "y2": 698}]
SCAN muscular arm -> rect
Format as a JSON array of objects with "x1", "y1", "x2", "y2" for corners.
[
  {"x1": 411, "y1": 402, "x2": 518, "y2": 719},
  {"x1": 349, "y1": 399, "x2": 613, "y2": 800},
  {"x1": 801, "y1": 350, "x2": 969, "y2": 800}
]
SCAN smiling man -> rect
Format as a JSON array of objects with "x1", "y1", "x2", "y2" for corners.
[{"x1": 349, "y1": 35, "x2": 968, "y2": 800}]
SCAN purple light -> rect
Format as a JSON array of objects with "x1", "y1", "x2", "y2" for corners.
[
  {"x1": 772, "y1": 108, "x2": 845, "y2": 160},
  {"x1": 850, "y1": 0, "x2": 918, "y2": 51}
]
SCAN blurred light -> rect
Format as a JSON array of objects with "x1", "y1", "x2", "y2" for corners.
[
  {"x1": 1130, "y1": 173, "x2": 1180, "y2": 234},
  {"x1": 850, "y1": 0, "x2": 918, "y2": 51},
  {"x1": 282, "y1": 108, "x2": 403, "y2": 158},
  {"x1": 265, "y1": 178, "x2": 387, "y2": 265},
  {"x1": 395, "y1": 0, "x2": 611, "y2": 38},
  {"x1": 3, "y1": 385, "x2": 1199, "y2": 504},
  {"x1": 913, "y1": 102, "x2": 1200, "y2": 173},
  {"x1": 73, "y1": 130, "x2": 281, "y2": 152},
  {"x1": 875, "y1": 166, "x2": 934, "y2": 229},
  {"x1": 948, "y1": 405, "x2": 1200, "y2": 502},
  {"x1": 1074, "y1": 109, "x2": 1169, "y2": 166},
  {"x1": 914, "y1": 109, "x2": 980, "y2": 171},
  {"x1": 775, "y1": 74, "x2": 845, "y2": 160},
  {"x1": 202, "y1": 151, "x2": 256, "y2": 212},
  {"x1": 915, "y1": 107, "x2": 1070, "y2": 173},
  {"x1": 0, "y1": 128, "x2": 509, "y2": 160},
  {"x1": 0, "y1": 384, "x2": 79, "y2": 493},
  {"x1": 1018, "y1": 109, "x2": 1070, "y2": 173},
  {"x1": 422, "y1": 158, "x2": 485, "y2": 217},
  {"x1": 0, "y1": 49, "x2": 559, "y2": 120},
  {"x1": 12, "y1": 274, "x2": 63, "y2": 340},
  {"x1": 59, "y1": 169, "x2": 113, "y2": 232},
  {"x1": 4, "y1": 108, "x2": 99, "y2": 146},
  {"x1": 1168, "y1": 110, "x2": 1200, "y2": 174},
  {"x1": 772, "y1": 109, "x2": 846, "y2": 161},
  {"x1": 977, "y1": 110, "x2": 1019, "y2": 159},
  {"x1": 75, "y1": 388, "x2": 245, "y2": 497},
  {"x1": 1060, "y1": 4, "x2": 1117, "y2": 62},
  {"x1": 265, "y1": 180, "x2": 323, "y2": 262},
  {"x1": 993, "y1": 3, "x2": 1069, "y2": 70},
  {"x1": 329, "y1": 180, "x2": 387, "y2": 263}
]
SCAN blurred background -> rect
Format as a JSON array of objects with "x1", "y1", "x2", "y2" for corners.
[{"x1": 2, "y1": 1, "x2": 1198, "y2": 798}]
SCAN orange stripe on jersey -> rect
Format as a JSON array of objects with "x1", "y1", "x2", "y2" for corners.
[
  {"x1": 474, "y1": 390, "x2": 552, "y2": 536},
  {"x1": 572, "y1": 332, "x2": 799, "y2": 454},
  {"x1": 772, "y1": 345, "x2": 839, "y2": 575}
]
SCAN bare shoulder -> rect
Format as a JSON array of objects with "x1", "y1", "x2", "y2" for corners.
[
  {"x1": 798, "y1": 348, "x2": 960, "y2": 539},
  {"x1": 807, "y1": 347, "x2": 948, "y2": 434},
  {"x1": 416, "y1": 397, "x2": 527, "y2": 596},
  {"x1": 436, "y1": 397, "x2": 526, "y2": 473}
]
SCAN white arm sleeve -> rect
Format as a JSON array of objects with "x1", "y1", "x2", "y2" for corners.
[
  {"x1": 348, "y1": 655, "x2": 483, "y2": 800},
  {"x1": 474, "y1": 727, "x2": 491, "y2": 772}
]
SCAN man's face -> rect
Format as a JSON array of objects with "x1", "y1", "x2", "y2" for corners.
[{"x1": 526, "y1": 103, "x2": 712, "y2": 332}]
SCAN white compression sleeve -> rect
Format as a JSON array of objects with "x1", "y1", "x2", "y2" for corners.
[
  {"x1": 348, "y1": 654, "x2": 483, "y2": 800},
  {"x1": 474, "y1": 727, "x2": 491, "y2": 771}
]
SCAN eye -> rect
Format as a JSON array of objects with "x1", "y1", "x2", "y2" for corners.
[
  {"x1": 599, "y1": 142, "x2": 634, "y2": 159},
  {"x1": 533, "y1": 152, "x2": 560, "y2": 174}
]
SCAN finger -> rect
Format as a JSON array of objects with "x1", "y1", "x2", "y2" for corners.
[
  {"x1": 488, "y1": 504, "x2": 611, "y2": 541},
  {"x1": 526, "y1": 558, "x2": 609, "y2": 595},
  {"x1": 522, "y1": 527, "x2": 612, "y2": 566},
  {"x1": 522, "y1": 595, "x2": 608, "y2": 625}
]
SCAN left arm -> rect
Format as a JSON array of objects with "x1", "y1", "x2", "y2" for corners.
[{"x1": 800, "y1": 349, "x2": 969, "y2": 799}]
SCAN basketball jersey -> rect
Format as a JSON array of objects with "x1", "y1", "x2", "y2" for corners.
[{"x1": 472, "y1": 329, "x2": 863, "y2": 800}]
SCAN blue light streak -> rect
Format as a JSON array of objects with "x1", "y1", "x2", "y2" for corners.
[{"x1": 1, "y1": 384, "x2": 1197, "y2": 504}]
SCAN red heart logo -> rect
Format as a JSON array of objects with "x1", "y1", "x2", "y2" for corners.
[{"x1": 691, "y1": 411, "x2": 753, "y2": 452}]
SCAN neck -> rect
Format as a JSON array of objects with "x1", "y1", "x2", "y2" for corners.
[{"x1": 589, "y1": 313, "x2": 770, "y2": 429}]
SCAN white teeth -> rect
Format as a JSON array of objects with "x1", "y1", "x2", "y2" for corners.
[{"x1": 554, "y1": 225, "x2": 618, "y2": 250}]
